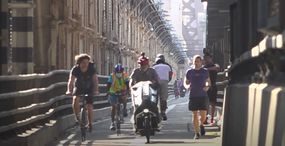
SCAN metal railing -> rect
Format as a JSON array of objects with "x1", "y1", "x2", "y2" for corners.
[{"x1": 0, "y1": 70, "x2": 174, "y2": 139}]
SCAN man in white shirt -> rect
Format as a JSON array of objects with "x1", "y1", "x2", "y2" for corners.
[{"x1": 153, "y1": 56, "x2": 172, "y2": 121}]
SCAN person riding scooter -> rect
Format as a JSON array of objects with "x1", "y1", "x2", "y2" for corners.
[{"x1": 129, "y1": 52, "x2": 160, "y2": 132}]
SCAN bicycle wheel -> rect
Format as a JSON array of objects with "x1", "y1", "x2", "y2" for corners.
[
  {"x1": 116, "y1": 104, "x2": 121, "y2": 135},
  {"x1": 144, "y1": 117, "x2": 151, "y2": 143},
  {"x1": 120, "y1": 104, "x2": 124, "y2": 123},
  {"x1": 80, "y1": 107, "x2": 87, "y2": 141}
]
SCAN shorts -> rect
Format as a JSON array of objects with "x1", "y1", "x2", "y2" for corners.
[
  {"x1": 207, "y1": 86, "x2": 217, "y2": 103},
  {"x1": 188, "y1": 96, "x2": 209, "y2": 111},
  {"x1": 158, "y1": 80, "x2": 169, "y2": 101},
  {"x1": 73, "y1": 87, "x2": 94, "y2": 104},
  {"x1": 108, "y1": 94, "x2": 124, "y2": 105}
]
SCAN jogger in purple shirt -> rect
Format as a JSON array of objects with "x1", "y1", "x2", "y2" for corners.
[{"x1": 184, "y1": 55, "x2": 211, "y2": 139}]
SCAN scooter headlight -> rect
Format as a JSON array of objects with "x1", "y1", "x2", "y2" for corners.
[{"x1": 143, "y1": 109, "x2": 149, "y2": 113}]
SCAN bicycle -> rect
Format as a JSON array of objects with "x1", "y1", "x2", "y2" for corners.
[
  {"x1": 78, "y1": 94, "x2": 91, "y2": 141},
  {"x1": 114, "y1": 92, "x2": 125, "y2": 136}
]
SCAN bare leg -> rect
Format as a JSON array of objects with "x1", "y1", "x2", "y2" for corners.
[
  {"x1": 87, "y1": 104, "x2": 93, "y2": 126},
  {"x1": 72, "y1": 96, "x2": 80, "y2": 121},
  {"x1": 200, "y1": 110, "x2": 207, "y2": 125},
  {"x1": 210, "y1": 102, "x2": 216, "y2": 123},
  {"x1": 111, "y1": 104, "x2": 116, "y2": 122},
  {"x1": 192, "y1": 111, "x2": 199, "y2": 133},
  {"x1": 122, "y1": 96, "x2": 127, "y2": 110}
]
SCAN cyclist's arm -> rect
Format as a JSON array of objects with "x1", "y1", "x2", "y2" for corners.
[
  {"x1": 106, "y1": 75, "x2": 113, "y2": 94},
  {"x1": 66, "y1": 73, "x2": 76, "y2": 94}
]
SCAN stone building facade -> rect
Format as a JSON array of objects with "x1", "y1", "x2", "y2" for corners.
[{"x1": 0, "y1": 0, "x2": 186, "y2": 76}]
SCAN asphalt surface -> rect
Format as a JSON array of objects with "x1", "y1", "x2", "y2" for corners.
[{"x1": 50, "y1": 95, "x2": 221, "y2": 146}]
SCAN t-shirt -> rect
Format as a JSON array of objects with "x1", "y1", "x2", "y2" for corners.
[
  {"x1": 130, "y1": 68, "x2": 159, "y2": 83},
  {"x1": 107, "y1": 73, "x2": 129, "y2": 93},
  {"x1": 153, "y1": 63, "x2": 171, "y2": 81},
  {"x1": 153, "y1": 62, "x2": 173, "y2": 81},
  {"x1": 107, "y1": 73, "x2": 129, "y2": 83},
  {"x1": 204, "y1": 64, "x2": 217, "y2": 86},
  {"x1": 186, "y1": 68, "x2": 209, "y2": 98},
  {"x1": 71, "y1": 63, "x2": 97, "y2": 90}
]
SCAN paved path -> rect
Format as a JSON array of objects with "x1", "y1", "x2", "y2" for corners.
[{"x1": 50, "y1": 96, "x2": 221, "y2": 146}]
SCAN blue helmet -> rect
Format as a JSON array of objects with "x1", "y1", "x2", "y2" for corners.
[{"x1": 114, "y1": 64, "x2": 124, "y2": 73}]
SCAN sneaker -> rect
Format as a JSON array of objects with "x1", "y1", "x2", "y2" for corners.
[
  {"x1": 110, "y1": 122, "x2": 116, "y2": 131},
  {"x1": 200, "y1": 125, "x2": 206, "y2": 136},
  {"x1": 194, "y1": 133, "x2": 200, "y2": 139},
  {"x1": 123, "y1": 109, "x2": 128, "y2": 117},
  {"x1": 161, "y1": 113, "x2": 167, "y2": 121}
]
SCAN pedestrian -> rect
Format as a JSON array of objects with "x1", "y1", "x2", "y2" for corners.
[
  {"x1": 153, "y1": 54, "x2": 173, "y2": 121},
  {"x1": 184, "y1": 55, "x2": 211, "y2": 139},
  {"x1": 203, "y1": 54, "x2": 220, "y2": 124}
]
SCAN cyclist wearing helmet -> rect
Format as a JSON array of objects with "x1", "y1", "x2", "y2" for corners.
[
  {"x1": 107, "y1": 64, "x2": 129, "y2": 130},
  {"x1": 129, "y1": 52, "x2": 160, "y2": 131},
  {"x1": 129, "y1": 52, "x2": 159, "y2": 86}
]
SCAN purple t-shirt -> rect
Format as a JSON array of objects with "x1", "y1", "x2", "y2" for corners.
[{"x1": 186, "y1": 68, "x2": 209, "y2": 98}]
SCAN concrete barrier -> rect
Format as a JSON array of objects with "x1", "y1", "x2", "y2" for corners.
[
  {"x1": 250, "y1": 84, "x2": 270, "y2": 146},
  {"x1": 222, "y1": 83, "x2": 285, "y2": 146},
  {"x1": 265, "y1": 87, "x2": 285, "y2": 146},
  {"x1": 0, "y1": 106, "x2": 113, "y2": 146},
  {"x1": 222, "y1": 84, "x2": 249, "y2": 146}
]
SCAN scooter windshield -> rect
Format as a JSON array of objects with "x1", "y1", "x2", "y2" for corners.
[{"x1": 131, "y1": 81, "x2": 157, "y2": 106}]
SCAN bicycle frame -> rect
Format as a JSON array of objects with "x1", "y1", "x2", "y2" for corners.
[
  {"x1": 78, "y1": 94, "x2": 90, "y2": 141},
  {"x1": 113, "y1": 92, "x2": 125, "y2": 136}
]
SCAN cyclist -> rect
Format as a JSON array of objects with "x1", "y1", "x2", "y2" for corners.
[
  {"x1": 66, "y1": 54, "x2": 100, "y2": 132},
  {"x1": 107, "y1": 64, "x2": 129, "y2": 130}
]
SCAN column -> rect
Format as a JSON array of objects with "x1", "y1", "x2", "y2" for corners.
[
  {"x1": 0, "y1": 0, "x2": 8, "y2": 75},
  {"x1": 9, "y1": 0, "x2": 34, "y2": 74}
]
